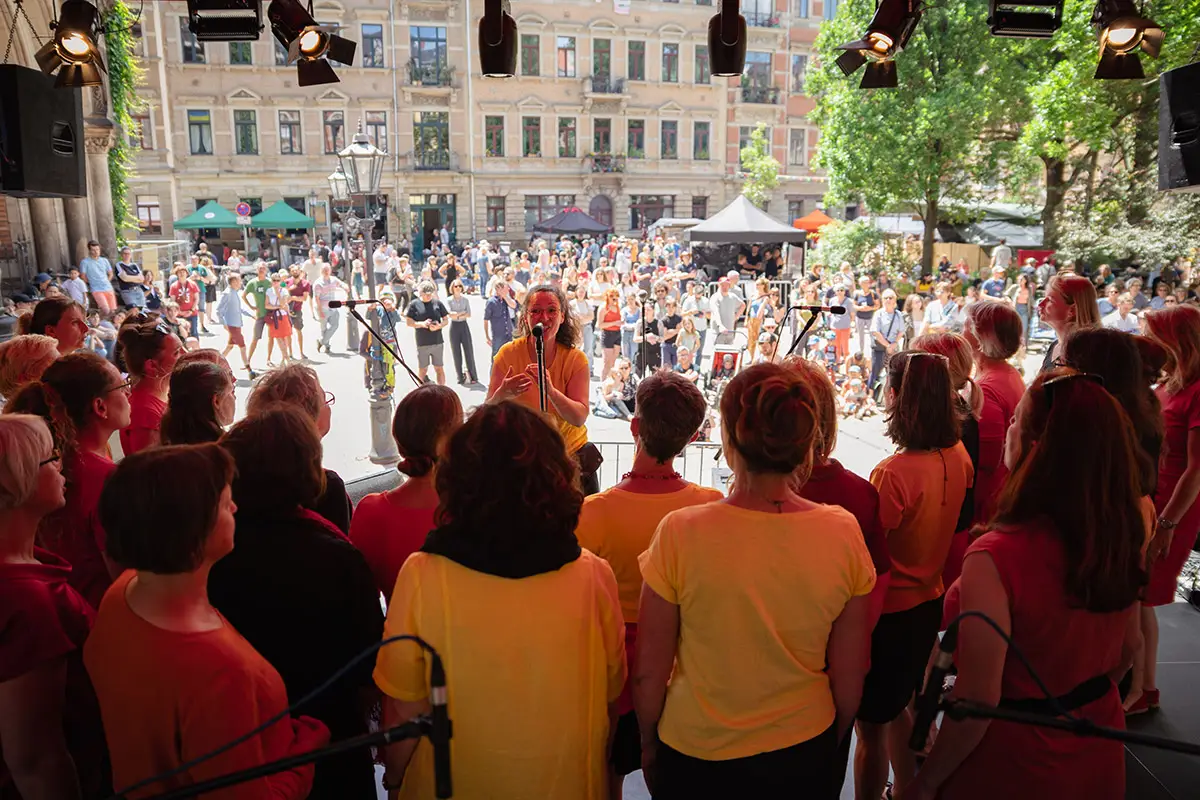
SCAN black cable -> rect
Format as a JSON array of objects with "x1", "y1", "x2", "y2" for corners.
[{"x1": 108, "y1": 634, "x2": 439, "y2": 800}]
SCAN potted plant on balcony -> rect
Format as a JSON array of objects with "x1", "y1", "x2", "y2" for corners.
[
  {"x1": 695, "y1": 148, "x2": 710, "y2": 161},
  {"x1": 628, "y1": 147, "x2": 644, "y2": 159}
]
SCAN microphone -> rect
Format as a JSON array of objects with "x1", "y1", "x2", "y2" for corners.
[
  {"x1": 910, "y1": 622, "x2": 959, "y2": 752},
  {"x1": 327, "y1": 299, "x2": 378, "y2": 308},
  {"x1": 791, "y1": 304, "x2": 848, "y2": 315},
  {"x1": 429, "y1": 654, "x2": 453, "y2": 799},
  {"x1": 531, "y1": 322, "x2": 544, "y2": 340}
]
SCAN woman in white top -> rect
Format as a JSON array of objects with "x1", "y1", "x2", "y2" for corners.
[{"x1": 572, "y1": 285, "x2": 597, "y2": 376}]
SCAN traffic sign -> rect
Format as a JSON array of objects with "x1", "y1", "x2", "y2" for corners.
[
  {"x1": 236, "y1": 215, "x2": 252, "y2": 226},
  {"x1": 235, "y1": 202, "x2": 252, "y2": 217}
]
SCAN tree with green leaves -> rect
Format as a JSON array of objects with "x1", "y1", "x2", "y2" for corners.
[
  {"x1": 809, "y1": 0, "x2": 1027, "y2": 273},
  {"x1": 739, "y1": 123, "x2": 780, "y2": 209}
]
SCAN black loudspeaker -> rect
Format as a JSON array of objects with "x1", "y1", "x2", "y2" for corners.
[
  {"x1": 1159, "y1": 61, "x2": 1200, "y2": 194},
  {"x1": 0, "y1": 64, "x2": 87, "y2": 198}
]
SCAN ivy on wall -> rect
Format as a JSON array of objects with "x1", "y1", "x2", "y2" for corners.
[{"x1": 103, "y1": 0, "x2": 144, "y2": 244}]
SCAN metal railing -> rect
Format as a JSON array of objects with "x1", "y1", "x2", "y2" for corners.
[
  {"x1": 744, "y1": 11, "x2": 782, "y2": 27},
  {"x1": 405, "y1": 59, "x2": 454, "y2": 87},
  {"x1": 741, "y1": 84, "x2": 782, "y2": 104},
  {"x1": 593, "y1": 441, "x2": 730, "y2": 492},
  {"x1": 589, "y1": 153, "x2": 626, "y2": 173},
  {"x1": 411, "y1": 149, "x2": 453, "y2": 170},
  {"x1": 587, "y1": 75, "x2": 627, "y2": 94}
]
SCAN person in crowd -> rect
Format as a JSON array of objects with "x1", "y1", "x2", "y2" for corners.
[
  {"x1": 118, "y1": 319, "x2": 186, "y2": 456},
  {"x1": 286, "y1": 264, "x2": 311, "y2": 361},
  {"x1": 264, "y1": 271, "x2": 295, "y2": 364},
  {"x1": 868, "y1": 290, "x2": 903, "y2": 392},
  {"x1": 159, "y1": 361, "x2": 235, "y2": 446},
  {"x1": 443, "y1": 279, "x2": 478, "y2": 386},
  {"x1": 217, "y1": 272, "x2": 255, "y2": 377},
  {"x1": 243, "y1": 261, "x2": 273, "y2": 367},
  {"x1": 981, "y1": 266, "x2": 1007, "y2": 299},
  {"x1": 963, "y1": 301, "x2": 1026, "y2": 525},
  {"x1": 659, "y1": 296, "x2": 683, "y2": 371},
  {"x1": 0, "y1": 414, "x2": 109, "y2": 799},
  {"x1": 635, "y1": 302, "x2": 664, "y2": 375},
  {"x1": 80, "y1": 240, "x2": 116, "y2": 314},
  {"x1": 681, "y1": 282, "x2": 710, "y2": 360},
  {"x1": 852, "y1": 275, "x2": 880, "y2": 354},
  {"x1": 746, "y1": 277, "x2": 772, "y2": 362},
  {"x1": 85, "y1": 443, "x2": 328, "y2": 800},
  {"x1": 169, "y1": 265, "x2": 203, "y2": 343},
  {"x1": 210, "y1": 408, "x2": 383, "y2": 799},
  {"x1": 571, "y1": 284, "x2": 596, "y2": 377},
  {"x1": 856, "y1": 352, "x2": 973, "y2": 800},
  {"x1": 902, "y1": 293, "x2": 926, "y2": 347},
  {"x1": 1128, "y1": 278, "x2": 1151, "y2": 312},
  {"x1": 1136, "y1": 305, "x2": 1200, "y2": 716},
  {"x1": 62, "y1": 266, "x2": 88, "y2": 308},
  {"x1": 709, "y1": 277, "x2": 746, "y2": 335},
  {"x1": 829, "y1": 285, "x2": 853, "y2": 361},
  {"x1": 1005, "y1": 273, "x2": 1036, "y2": 346},
  {"x1": 482, "y1": 277, "x2": 518, "y2": 365},
  {"x1": 595, "y1": 358, "x2": 635, "y2": 420},
  {"x1": 313, "y1": 263, "x2": 349, "y2": 355},
  {"x1": 4, "y1": 351, "x2": 132, "y2": 608},
  {"x1": 622, "y1": 292, "x2": 644, "y2": 364},
  {"x1": 350, "y1": 385, "x2": 463, "y2": 597},
  {"x1": 580, "y1": 369, "x2": 722, "y2": 796},
  {"x1": 1098, "y1": 283, "x2": 1121, "y2": 317},
  {"x1": 1150, "y1": 281, "x2": 1173, "y2": 311},
  {"x1": 115, "y1": 246, "x2": 146, "y2": 308},
  {"x1": 143, "y1": 269, "x2": 163, "y2": 311},
  {"x1": 1038, "y1": 273, "x2": 1101, "y2": 373},
  {"x1": 1103, "y1": 292, "x2": 1142, "y2": 334},
  {"x1": 245, "y1": 363, "x2": 352, "y2": 534},
  {"x1": 0, "y1": 334, "x2": 59, "y2": 403},
  {"x1": 674, "y1": 346, "x2": 700, "y2": 385},
  {"x1": 901, "y1": 372, "x2": 1146, "y2": 800},
  {"x1": 406, "y1": 281, "x2": 449, "y2": 385},
  {"x1": 635, "y1": 363, "x2": 874, "y2": 797},
  {"x1": 22, "y1": 297, "x2": 89, "y2": 355},
  {"x1": 373, "y1": 401, "x2": 625, "y2": 798},
  {"x1": 599, "y1": 288, "x2": 624, "y2": 380},
  {"x1": 489, "y1": 285, "x2": 600, "y2": 494}
]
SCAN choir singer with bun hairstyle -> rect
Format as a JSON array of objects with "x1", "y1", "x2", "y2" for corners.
[{"x1": 635, "y1": 362, "x2": 875, "y2": 798}]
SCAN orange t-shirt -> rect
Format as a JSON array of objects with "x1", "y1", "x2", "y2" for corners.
[
  {"x1": 84, "y1": 572, "x2": 317, "y2": 800},
  {"x1": 871, "y1": 443, "x2": 974, "y2": 614},
  {"x1": 349, "y1": 492, "x2": 437, "y2": 597}
]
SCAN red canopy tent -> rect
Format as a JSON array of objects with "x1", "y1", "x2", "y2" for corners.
[{"x1": 793, "y1": 209, "x2": 835, "y2": 232}]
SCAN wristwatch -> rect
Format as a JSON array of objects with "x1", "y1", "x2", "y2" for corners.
[{"x1": 1157, "y1": 517, "x2": 1178, "y2": 532}]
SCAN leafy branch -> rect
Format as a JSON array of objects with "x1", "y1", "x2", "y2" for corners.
[{"x1": 103, "y1": 0, "x2": 145, "y2": 244}]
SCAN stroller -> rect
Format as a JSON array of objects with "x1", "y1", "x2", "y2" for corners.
[{"x1": 705, "y1": 329, "x2": 749, "y2": 407}]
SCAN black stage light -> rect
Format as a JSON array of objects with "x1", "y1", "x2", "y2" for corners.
[
  {"x1": 836, "y1": 0, "x2": 920, "y2": 89},
  {"x1": 479, "y1": 0, "x2": 517, "y2": 78},
  {"x1": 988, "y1": 0, "x2": 1063, "y2": 38},
  {"x1": 707, "y1": 0, "x2": 747, "y2": 77},
  {"x1": 267, "y1": 0, "x2": 355, "y2": 86},
  {"x1": 1092, "y1": 0, "x2": 1163, "y2": 80},
  {"x1": 35, "y1": 0, "x2": 105, "y2": 88},
  {"x1": 187, "y1": 0, "x2": 263, "y2": 42}
]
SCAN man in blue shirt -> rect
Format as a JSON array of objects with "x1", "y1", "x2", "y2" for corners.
[
  {"x1": 80, "y1": 240, "x2": 116, "y2": 312},
  {"x1": 483, "y1": 280, "x2": 517, "y2": 366},
  {"x1": 981, "y1": 266, "x2": 1008, "y2": 299}
]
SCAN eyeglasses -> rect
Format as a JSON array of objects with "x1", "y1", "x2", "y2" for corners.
[
  {"x1": 39, "y1": 448, "x2": 62, "y2": 467},
  {"x1": 1043, "y1": 372, "x2": 1105, "y2": 407},
  {"x1": 324, "y1": 390, "x2": 336, "y2": 407},
  {"x1": 106, "y1": 379, "x2": 132, "y2": 394}
]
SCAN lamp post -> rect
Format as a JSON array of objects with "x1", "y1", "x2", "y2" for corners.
[
  {"x1": 335, "y1": 123, "x2": 397, "y2": 466},
  {"x1": 327, "y1": 164, "x2": 358, "y2": 349}
]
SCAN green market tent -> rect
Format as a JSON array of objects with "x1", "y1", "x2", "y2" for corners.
[
  {"x1": 252, "y1": 201, "x2": 316, "y2": 229},
  {"x1": 173, "y1": 201, "x2": 241, "y2": 229}
]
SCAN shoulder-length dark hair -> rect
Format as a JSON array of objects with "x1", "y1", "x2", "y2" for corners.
[
  {"x1": 515, "y1": 284, "x2": 580, "y2": 348},
  {"x1": 884, "y1": 351, "x2": 960, "y2": 451},
  {"x1": 220, "y1": 405, "x2": 325, "y2": 515},
  {"x1": 26, "y1": 297, "x2": 78, "y2": 336},
  {"x1": 161, "y1": 362, "x2": 231, "y2": 446},
  {"x1": 993, "y1": 371, "x2": 1147, "y2": 612},
  {"x1": 434, "y1": 401, "x2": 582, "y2": 556}
]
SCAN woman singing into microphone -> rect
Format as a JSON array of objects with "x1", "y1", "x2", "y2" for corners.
[{"x1": 488, "y1": 285, "x2": 600, "y2": 494}]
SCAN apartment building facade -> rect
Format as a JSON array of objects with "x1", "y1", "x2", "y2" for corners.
[{"x1": 128, "y1": 0, "x2": 832, "y2": 254}]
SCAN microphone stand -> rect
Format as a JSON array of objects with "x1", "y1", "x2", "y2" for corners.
[
  {"x1": 784, "y1": 305, "x2": 825, "y2": 359},
  {"x1": 534, "y1": 330, "x2": 548, "y2": 413},
  {"x1": 344, "y1": 304, "x2": 422, "y2": 387},
  {"x1": 139, "y1": 720, "x2": 435, "y2": 799}
]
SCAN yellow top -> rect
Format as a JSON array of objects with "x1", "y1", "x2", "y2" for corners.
[
  {"x1": 374, "y1": 550, "x2": 626, "y2": 800},
  {"x1": 492, "y1": 336, "x2": 589, "y2": 454},
  {"x1": 870, "y1": 442, "x2": 974, "y2": 614},
  {"x1": 577, "y1": 484, "x2": 723, "y2": 623},
  {"x1": 639, "y1": 502, "x2": 876, "y2": 760}
]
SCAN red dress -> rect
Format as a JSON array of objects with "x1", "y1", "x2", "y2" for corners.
[
  {"x1": 348, "y1": 492, "x2": 437, "y2": 597},
  {"x1": 973, "y1": 365, "x2": 1025, "y2": 525},
  {"x1": 938, "y1": 525, "x2": 1128, "y2": 800},
  {"x1": 1147, "y1": 380, "x2": 1200, "y2": 606}
]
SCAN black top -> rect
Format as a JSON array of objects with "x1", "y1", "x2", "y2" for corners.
[
  {"x1": 853, "y1": 289, "x2": 879, "y2": 320},
  {"x1": 661, "y1": 313, "x2": 683, "y2": 341},
  {"x1": 956, "y1": 406, "x2": 981, "y2": 533},
  {"x1": 208, "y1": 509, "x2": 384, "y2": 800},
  {"x1": 307, "y1": 468, "x2": 352, "y2": 535},
  {"x1": 405, "y1": 298, "x2": 448, "y2": 346}
]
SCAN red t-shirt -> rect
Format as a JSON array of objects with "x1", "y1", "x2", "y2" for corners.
[
  {"x1": 348, "y1": 492, "x2": 437, "y2": 597},
  {"x1": 120, "y1": 390, "x2": 166, "y2": 457},
  {"x1": 974, "y1": 365, "x2": 1026, "y2": 524},
  {"x1": 288, "y1": 279, "x2": 311, "y2": 314},
  {"x1": 169, "y1": 279, "x2": 200, "y2": 315},
  {"x1": 0, "y1": 550, "x2": 107, "y2": 799},
  {"x1": 39, "y1": 451, "x2": 117, "y2": 610},
  {"x1": 799, "y1": 458, "x2": 892, "y2": 577}
]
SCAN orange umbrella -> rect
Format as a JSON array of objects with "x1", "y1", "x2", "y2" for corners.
[{"x1": 793, "y1": 209, "x2": 835, "y2": 232}]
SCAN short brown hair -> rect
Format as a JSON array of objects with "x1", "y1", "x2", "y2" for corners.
[
  {"x1": 719, "y1": 362, "x2": 820, "y2": 475},
  {"x1": 220, "y1": 406, "x2": 325, "y2": 514},
  {"x1": 101, "y1": 443, "x2": 235, "y2": 574},
  {"x1": 635, "y1": 369, "x2": 707, "y2": 462},
  {"x1": 118, "y1": 319, "x2": 175, "y2": 378},
  {"x1": 28, "y1": 298, "x2": 79, "y2": 338},
  {"x1": 966, "y1": 300, "x2": 1022, "y2": 359},
  {"x1": 392, "y1": 384, "x2": 463, "y2": 477},
  {"x1": 247, "y1": 362, "x2": 322, "y2": 422},
  {"x1": 885, "y1": 351, "x2": 960, "y2": 451}
]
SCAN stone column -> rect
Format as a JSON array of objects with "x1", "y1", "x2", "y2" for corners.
[
  {"x1": 85, "y1": 118, "x2": 119, "y2": 259},
  {"x1": 28, "y1": 198, "x2": 67, "y2": 273},
  {"x1": 62, "y1": 196, "x2": 92, "y2": 267}
]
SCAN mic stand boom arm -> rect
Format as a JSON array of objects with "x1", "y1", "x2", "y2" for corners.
[
  {"x1": 784, "y1": 305, "x2": 825, "y2": 359},
  {"x1": 345, "y1": 304, "x2": 422, "y2": 388}
]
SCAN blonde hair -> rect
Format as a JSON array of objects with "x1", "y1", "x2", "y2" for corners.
[
  {"x1": 910, "y1": 332, "x2": 984, "y2": 419},
  {"x1": 0, "y1": 335, "x2": 60, "y2": 397},
  {"x1": 0, "y1": 414, "x2": 54, "y2": 510},
  {"x1": 1049, "y1": 274, "x2": 1101, "y2": 329},
  {"x1": 1145, "y1": 304, "x2": 1200, "y2": 393}
]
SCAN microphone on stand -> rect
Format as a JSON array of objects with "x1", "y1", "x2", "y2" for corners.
[
  {"x1": 531, "y1": 323, "x2": 547, "y2": 412},
  {"x1": 791, "y1": 304, "x2": 848, "y2": 315},
  {"x1": 531, "y1": 322, "x2": 545, "y2": 340},
  {"x1": 327, "y1": 299, "x2": 379, "y2": 309},
  {"x1": 429, "y1": 654, "x2": 453, "y2": 799},
  {"x1": 910, "y1": 622, "x2": 960, "y2": 752}
]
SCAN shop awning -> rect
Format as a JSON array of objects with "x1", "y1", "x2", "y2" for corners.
[
  {"x1": 173, "y1": 201, "x2": 241, "y2": 229},
  {"x1": 251, "y1": 201, "x2": 316, "y2": 229}
]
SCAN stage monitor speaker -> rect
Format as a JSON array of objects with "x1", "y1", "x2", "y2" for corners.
[
  {"x1": 1159, "y1": 61, "x2": 1200, "y2": 194},
  {"x1": 0, "y1": 65, "x2": 86, "y2": 199}
]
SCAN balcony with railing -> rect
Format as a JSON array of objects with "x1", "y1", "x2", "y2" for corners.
[
  {"x1": 740, "y1": 84, "x2": 781, "y2": 104},
  {"x1": 588, "y1": 153, "x2": 627, "y2": 173},
  {"x1": 585, "y1": 75, "x2": 627, "y2": 95},
  {"x1": 405, "y1": 59, "x2": 455, "y2": 87},
  {"x1": 408, "y1": 149, "x2": 455, "y2": 171},
  {"x1": 744, "y1": 11, "x2": 782, "y2": 27}
]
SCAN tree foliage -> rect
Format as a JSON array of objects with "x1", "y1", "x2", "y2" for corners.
[
  {"x1": 739, "y1": 123, "x2": 780, "y2": 208},
  {"x1": 814, "y1": 219, "x2": 885, "y2": 270},
  {"x1": 104, "y1": 0, "x2": 145, "y2": 243}
]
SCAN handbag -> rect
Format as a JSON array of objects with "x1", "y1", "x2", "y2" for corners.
[
  {"x1": 871, "y1": 311, "x2": 899, "y2": 354},
  {"x1": 575, "y1": 441, "x2": 604, "y2": 476}
]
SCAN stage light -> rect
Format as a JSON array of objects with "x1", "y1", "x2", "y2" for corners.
[
  {"x1": 267, "y1": 0, "x2": 355, "y2": 87},
  {"x1": 835, "y1": 0, "x2": 920, "y2": 89},
  {"x1": 988, "y1": 1, "x2": 1063, "y2": 39},
  {"x1": 1092, "y1": 0, "x2": 1163, "y2": 80},
  {"x1": 34, "y1": 0, "x2": 105, "y2": 88},
  {"x1": 187, "y1": 0, "x2": 263, "y2": 42},
  {"x1": 707, "y1": 0, "x2": 746, "y2": 77},
  {"x1": 478, "y1": 0, "x2": 517, "y2": 78}
]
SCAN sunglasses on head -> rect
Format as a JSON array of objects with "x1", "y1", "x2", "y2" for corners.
[{"x1": 1042, "y1": 372, "x2": 1105, "y2": 407}]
